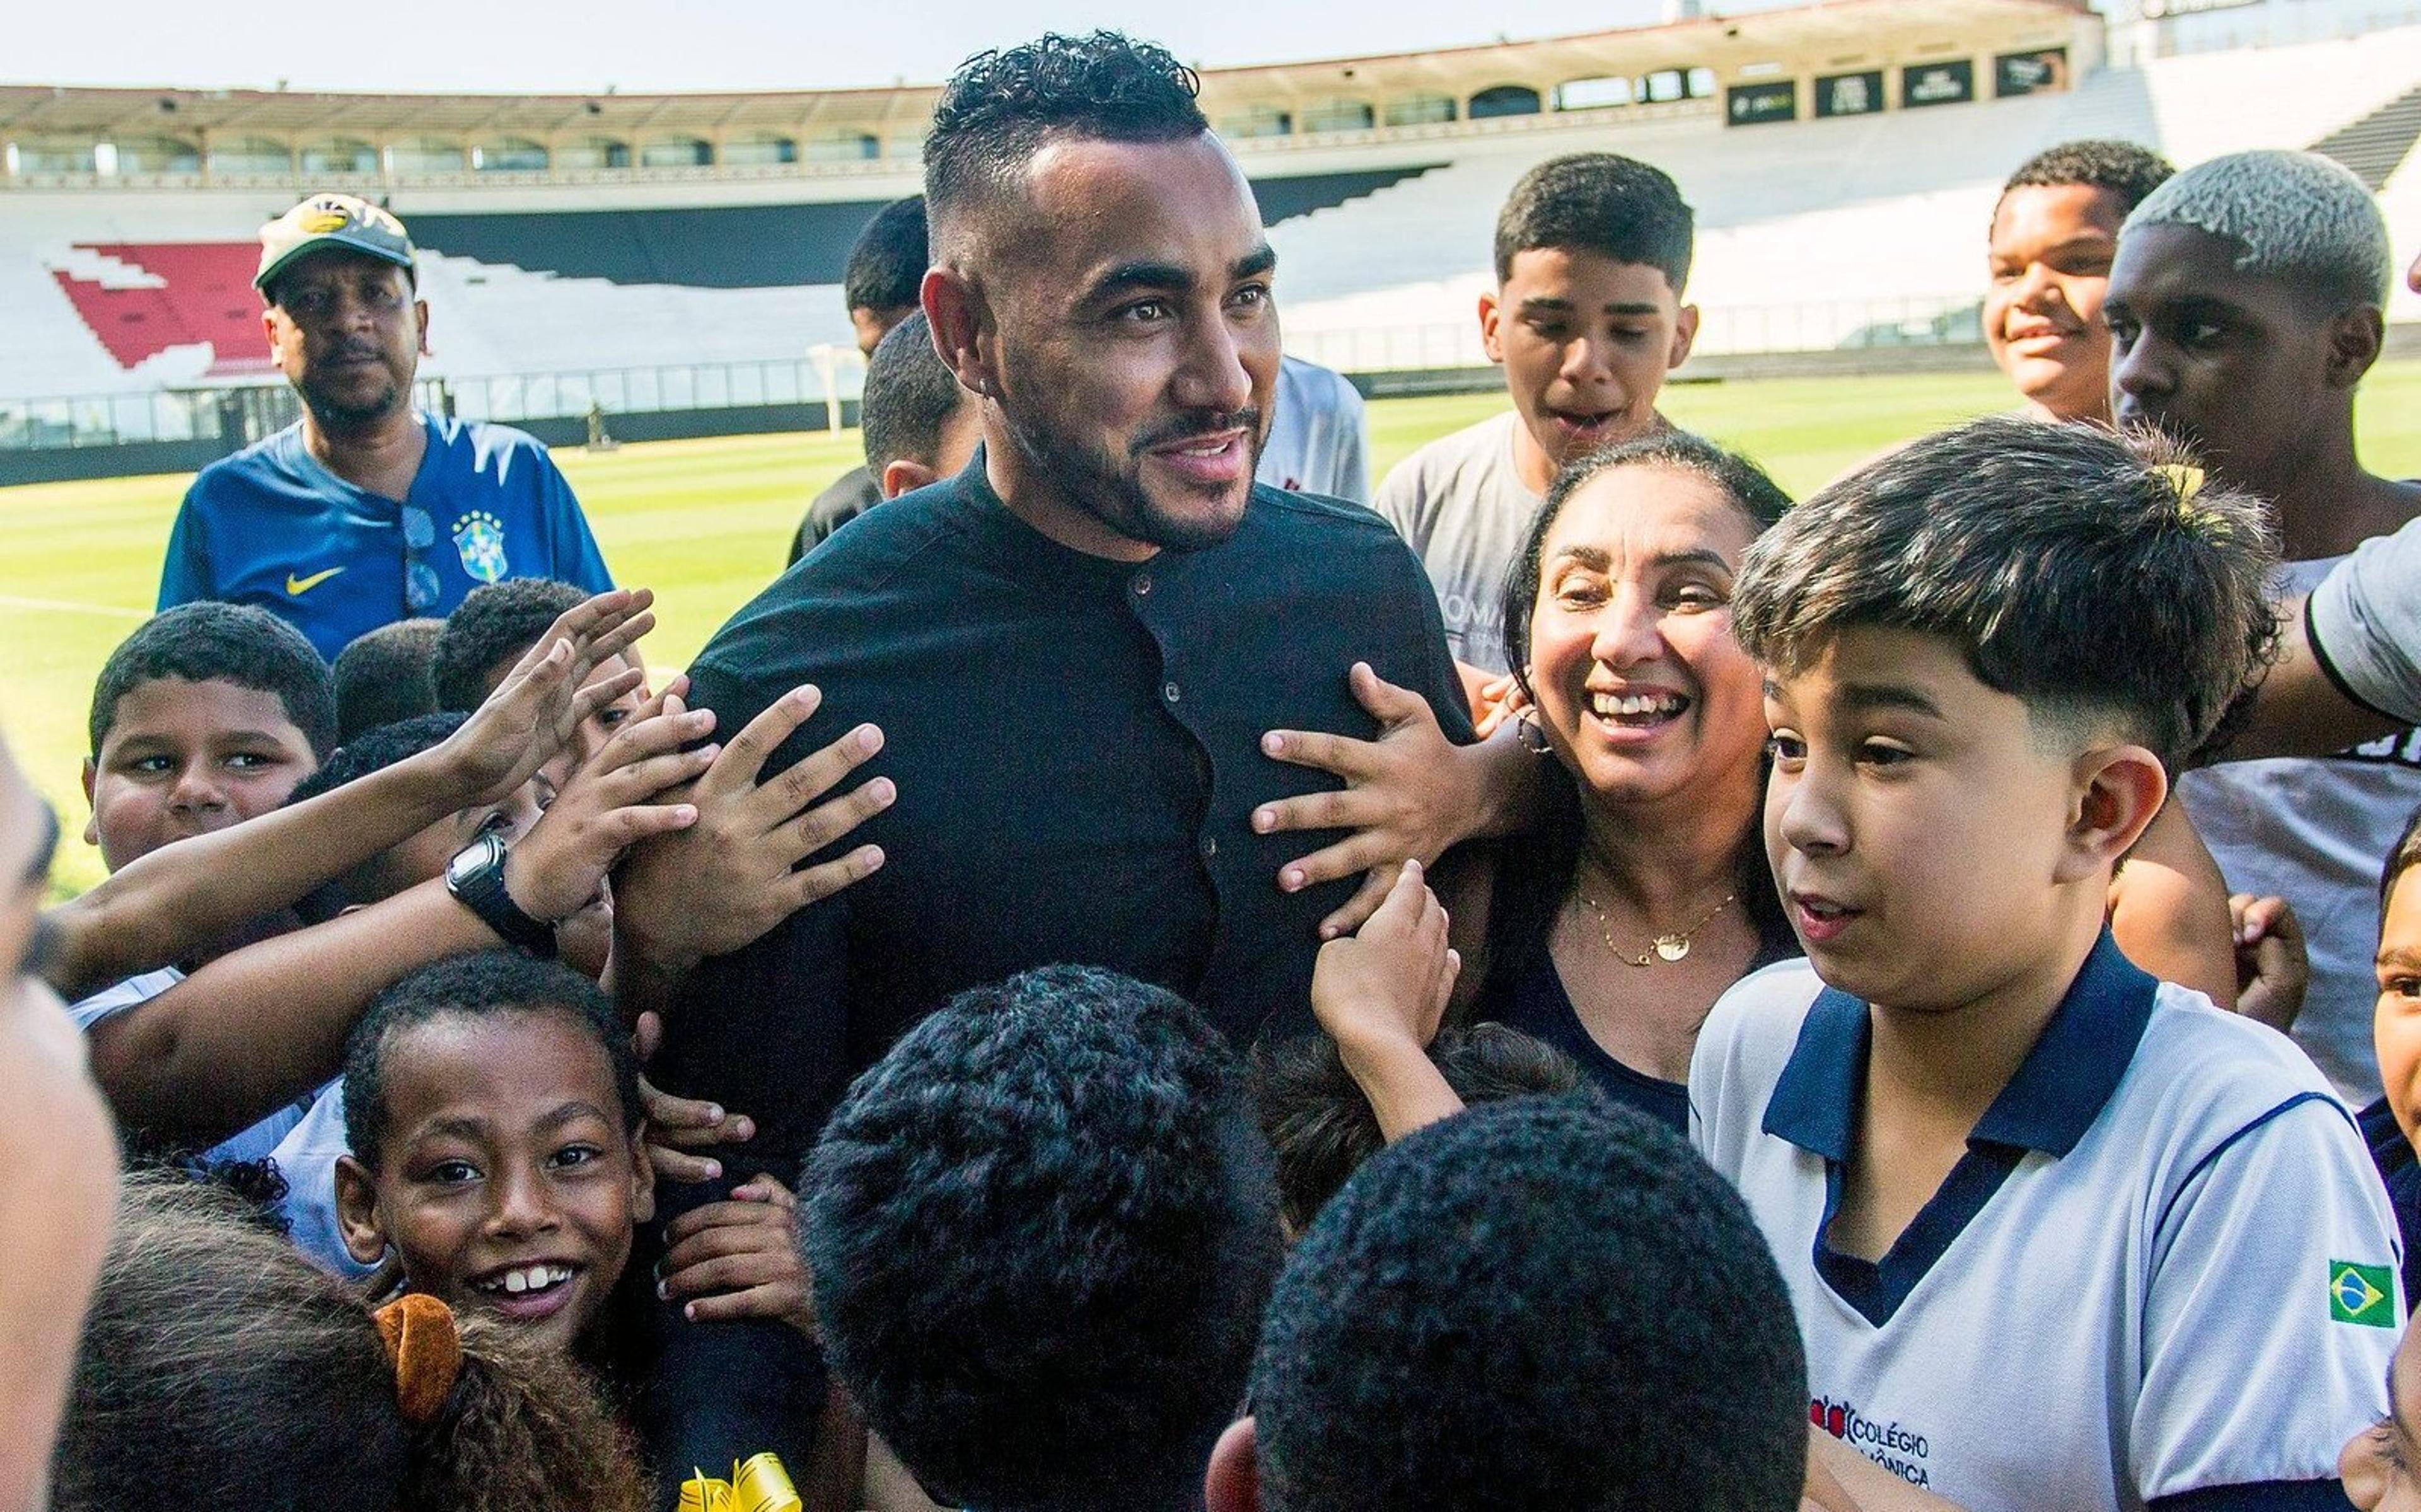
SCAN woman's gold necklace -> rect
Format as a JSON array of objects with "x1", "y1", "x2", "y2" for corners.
[{"x1": 1572, "y1": 886, "x2": 1739, "y2": 967}]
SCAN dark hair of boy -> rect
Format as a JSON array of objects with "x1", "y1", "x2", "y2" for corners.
[
  {"x1": 1255, "y1": 1023, "x2": 1584, "y2": 1233},
  {"x1": 50, "y1": 1172, "x2": 647, "y2": 1512},
  {"x1": 88, "y1": 601, "x2": 338, "y2": 760},
  {"x1": 333, "y1": 618, "x2": 443, "y2": 742},
  {"x1": 1996, "y1": 139, "x2": 2174, "y2": 221},
  {"x1": 1732, "y1": 417, "x2": 2277, "y2": 776},
  {"x1": 923, "y1": 32, "x2": 1209, "y2": 232},
  {"x1": 1245, "y1": 1097, "x2": 1806, "y2": 1512},
  {"x1": 843, "y1": 195, "x2": 930, "y2": 319},
  {"x1": 801, "y1": 966, "x2": 1282, "y2": 1512},
  {"x1": 2384, "y1": 805, "x2": 2421, "y2": 912},
  {"x1": 861, "y1": 311, "x2": 968, "y2": 476},
  {"x1": 341, "y1": 950, "x2": 641, "y2": 1170},
  {"x1": 431, "y1": 579, "x2": 589, "y2": 712},
  {"x1": 283, "y1": 711, "x2": 468, "y2": 918},
  {"x1": 286, "y1": 711, "x2": 468, "y2": 809},
  {"x1": 1493, "y1": 153, "x2": 1694, "y2": 291}
]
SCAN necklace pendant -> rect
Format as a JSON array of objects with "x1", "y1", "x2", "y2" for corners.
[{"x1": 1653, "y1": 935, "x2": 1692, "y2": 963}]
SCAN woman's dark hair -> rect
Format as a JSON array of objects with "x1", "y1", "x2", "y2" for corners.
[
  {"x1": 1478, "y1": 431, "x2": 1793, "y2": 1020},
  {"x1": 1502, "y1": 430, "x2": 1791, "y2": 701},
  {"x1": 52, "y1": 1172, "x2": 648, "y2": 1512}
]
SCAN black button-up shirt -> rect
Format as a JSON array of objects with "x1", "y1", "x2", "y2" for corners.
[{"x1": 656, "y1": 453, "x2": 1471, "y2": 1162}]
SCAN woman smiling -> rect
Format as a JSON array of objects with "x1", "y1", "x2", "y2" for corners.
[{"x1": 1472, "y1": 433, "x2": 1797, "y2": 1128}]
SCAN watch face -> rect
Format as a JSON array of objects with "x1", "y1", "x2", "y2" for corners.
[{"x1": 448, "y1": 834, "x2": 497, "y2": 886}]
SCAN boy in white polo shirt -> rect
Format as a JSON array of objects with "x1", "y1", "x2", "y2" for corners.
[{"x1": 1697, "y1": 415, "x2": 2401, "y2": 1512}]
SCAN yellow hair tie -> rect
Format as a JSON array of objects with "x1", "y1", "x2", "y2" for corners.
[
  {"x1": 2151, "y1": 461, "x2": 2227, "y2": 536},
  {"x1": 373, "y1": 1293, "x2": 462, "y2": 1426},
  {"x1": 2155, "y1": 462, "x2": 2206, "y2": 509},
  {"x1": 678, "y1": 1452, "x2": 801, "y2": 1512}
]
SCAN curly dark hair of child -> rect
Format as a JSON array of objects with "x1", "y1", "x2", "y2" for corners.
[
  {"x1": 50, "y1": 1172, "x2": 649, "y2": 1512},
  {"x1": 1254, "y1": 1022, "x2": 1586, "y2": 1233},
  {"x1": 1251, "y1": 1097, "x2": 1808, "y2": 1512}
]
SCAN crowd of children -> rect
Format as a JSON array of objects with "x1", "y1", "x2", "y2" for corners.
[{"x1": 9, "y1": 24, "x2": 2421, "y2": 1512}]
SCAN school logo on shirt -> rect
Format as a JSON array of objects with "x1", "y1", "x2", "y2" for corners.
[
  {"x1": 2331, "y1": 1261, "x2": 2396, "y2": 1327},
  {"x1": 451, "y1": 511, "x2": 509, "y2": 585},
  {"x1": 1811, "y1": 1396, "x2": 1934, "y2": 1487}
]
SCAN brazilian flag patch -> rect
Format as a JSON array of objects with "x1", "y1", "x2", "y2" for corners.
[{"x1": 2330, "y1": 1261, "x2": 2396, "y2": 1327}]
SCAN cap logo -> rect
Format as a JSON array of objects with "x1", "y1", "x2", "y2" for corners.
[{"x1": 300, "y1": 210, "x2": 350, "y2": 234}]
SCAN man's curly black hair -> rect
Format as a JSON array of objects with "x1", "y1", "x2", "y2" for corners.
[
  {"x1": 1250, "y1": 1097, "x2": 1808, "y2": 1512},
  {"x1": 801, "y1": 965, "x2": 1282, "y2": 1512},
  {"x1": 431, "y1": 577, "x2": 591, "y2": 712},
  {"x1": 924, "y1": 32, "x2": 1207, "y2": 237}
]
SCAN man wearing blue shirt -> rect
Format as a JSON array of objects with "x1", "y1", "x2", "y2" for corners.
[{"x1": 158, "y1": 193, "x2": 613, "y2": 661}]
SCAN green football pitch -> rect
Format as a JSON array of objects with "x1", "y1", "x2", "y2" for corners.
[{"x1": 11, "y1": 361, "x2": 2421, "y2": 896}]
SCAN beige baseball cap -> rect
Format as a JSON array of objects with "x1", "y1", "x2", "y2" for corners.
[{"x1": 256, "y1": 192, "x2": 416, "y2": 295}]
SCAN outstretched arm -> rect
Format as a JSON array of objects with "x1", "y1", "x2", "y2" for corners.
[
  {"x1": 1257, "y1": 662, "x2": 1551, "y2": 938},
  {"x1": 2226, "y1": 591, "x2": 2401, "y2": 761},
  {"x1": 1310, "y1": 859, "x2": 1465, "y2": 1142},
  {"x1": 86, "y1": 691, "x2": 707, "y2": 1151},
  {"x1": 44, "y1": 589, "x2": 654, "y2": 1000}
]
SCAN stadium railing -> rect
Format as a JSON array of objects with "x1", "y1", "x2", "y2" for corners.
[
  {"x1": 1, "y1": 289, "x2": 1996, "y2": 464},
  {"x1": 0, "y1": 357, "x2": 842, "y2": 453}
]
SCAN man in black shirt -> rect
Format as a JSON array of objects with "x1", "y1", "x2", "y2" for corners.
[{"x1": 615, "y1": 32, "x2": 1472, "y2": 1497}]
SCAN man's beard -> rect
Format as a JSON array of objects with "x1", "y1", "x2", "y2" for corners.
[
  {"x1": 1002, "y1": 400, "x2": 1264, "y2": 554},
  {"x1": 296, "y1": 361, "x2": 407, "y2": 432}
]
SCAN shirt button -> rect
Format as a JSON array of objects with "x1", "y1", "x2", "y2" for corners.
[
  {"x1": 1132, "y1": 572, "x2": 1152, "y2": 596},
  {"x1": 1163, "y1": 681, "x2": 1181, "y2": 704},
  {"x1": 1199, "y1": 834, "x2": 1219, "y2": 860}
]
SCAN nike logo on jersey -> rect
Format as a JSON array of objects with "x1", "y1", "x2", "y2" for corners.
[{"x1": 286, "y1": 567, "x2": 346, "y2": 596}]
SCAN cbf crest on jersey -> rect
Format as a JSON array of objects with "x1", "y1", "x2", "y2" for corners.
[{"x1": 452, "y1": 511, "x2": 509, "y2": 584}]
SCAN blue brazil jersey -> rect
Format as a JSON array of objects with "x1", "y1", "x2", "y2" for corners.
[{"x1": 159, "y1": 412, "x2": 614, "y2": 661}]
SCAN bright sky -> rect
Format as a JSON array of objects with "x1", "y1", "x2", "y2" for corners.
[{"x1": 5, "y1": 0, "x2": 1796, "y2": 94}]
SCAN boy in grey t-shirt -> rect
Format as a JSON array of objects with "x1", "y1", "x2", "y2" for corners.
[{"x1": 1376, "y1": 154, "x2": 1698, "y2": 680}]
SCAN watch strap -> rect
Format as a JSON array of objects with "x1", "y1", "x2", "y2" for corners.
[{"x1": 445, "y1": 834, "x2": 557, "y2": 959}]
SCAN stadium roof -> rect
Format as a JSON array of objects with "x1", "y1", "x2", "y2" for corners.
[{"x1": 0, "y1": 0, "x2": 2088, "y2": 139}]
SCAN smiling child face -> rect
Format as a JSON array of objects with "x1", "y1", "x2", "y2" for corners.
[{"x1": 337, "y1": 1007, "x2": 649, "y2": 1353}]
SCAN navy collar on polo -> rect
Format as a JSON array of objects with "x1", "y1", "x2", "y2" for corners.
[
  {"x1": 1759, "y1": 930, "x2": 2163, "y2": 1327},
  {"x1": 1763, "y1": 929, "x2": 2159, "y2": 1162}
]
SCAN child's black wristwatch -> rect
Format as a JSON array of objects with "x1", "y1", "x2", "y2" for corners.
[{"x1": 443, "y1": 833, "x2": 558, "y2": 959}]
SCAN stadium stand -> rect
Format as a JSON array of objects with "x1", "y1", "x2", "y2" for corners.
[
  {"x1": 1276, "y1": 25, "x2": 2421, "y2": 364},
  {"x1": 50, "y1": 242, "x2": 269, "y2": 378},
  {"x1": 2, "y1": 0, "x2": 2416, "y2": 459}
]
